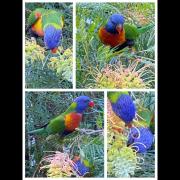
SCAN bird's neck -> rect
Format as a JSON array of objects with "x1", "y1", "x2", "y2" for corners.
[
  {"x1": 62, "y1": 102, "x2": 78, "y2": 115},
  {"x1": 105, "y1": 25, "x2": 118, "y2": 34},
  {"x1": 44, "y1": 23, "x2": 61, "y2": 31},
  {"x1": 108, "y1": 92, "x2": 128, "y2": 103}
]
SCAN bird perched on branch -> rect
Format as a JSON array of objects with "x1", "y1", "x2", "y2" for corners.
[
  {"x1": 27, "y1": 8, "x2": 64, "y2": 53},
  {"x1": 28, "y1": 96, "x2": 95, "y2": 137},
  {"x1": 108, "y1": 92, "x2": 136, "y2": 128},
  {"x1": 98, "y1": 13, "x2": 154, "y2": 51}
]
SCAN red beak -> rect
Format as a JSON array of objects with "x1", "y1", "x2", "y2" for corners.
[
  {"x1": 51, "y1": 47, "x2": 58, "y2": 54},
  {"x1": 89, "y1": 101, "x2": 95, "y2": 107},
  {"x1": 116, "y1": 24, "x2": 123, "y2": 33}
]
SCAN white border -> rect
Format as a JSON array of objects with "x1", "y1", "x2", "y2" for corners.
[{"x1": 23, "y1": 0, "x2": 158, "y2": 179}]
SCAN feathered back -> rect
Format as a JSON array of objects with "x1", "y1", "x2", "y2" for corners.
[
  {"x1": 42, "y1": 10, "x2": 64, "y2": 30},
  {"x1": 124, "y1": 23, "x2": 154, "y2": 40}
]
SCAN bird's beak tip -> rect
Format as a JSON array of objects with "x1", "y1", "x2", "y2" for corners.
[
  {"x1": 89, "y1": 101, "x2": 95, "y2": 107},
  {"x1": 116, "y1": 24, "x2": 123, "y2": 32}
]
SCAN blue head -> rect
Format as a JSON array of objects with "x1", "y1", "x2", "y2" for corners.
[
  {"x1": 74, "y1": 160, "x2": 90, "y2": 176},
  {"x1": 105, "y1": 13, "x2": 125, "y2": 34},
  {"x1": 74, "y1": 96, "x2": 95, "y2": 113},
  {"x1": 44, "y1": 25, "x2": 62, "y2": 53},
  {"x1": 111, "y1": 94, "x2": 136, "y2": 123},
  {"x1": 128, "y1": 127, "x2": 154, "y2": 153}
]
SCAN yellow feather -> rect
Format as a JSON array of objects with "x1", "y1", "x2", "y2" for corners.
[{"x1": 32, "y1": 17, "x2": 44, "y2": 37}]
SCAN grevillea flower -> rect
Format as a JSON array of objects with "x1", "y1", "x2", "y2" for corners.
[
  {"x1": 40, "y1": 151, "x2": 76, "y2": 177},
  {"x1": 95, "y1": 60, "x2": 154, "y2": 89},
  {"x1": 111, "y1": 94, "x2": 136, "y2": 124},
  {"x1": 128, "y1": 127, "x2": 154, "y2": 153}
]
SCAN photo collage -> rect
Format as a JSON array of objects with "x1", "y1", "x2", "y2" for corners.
[{"x1": 23, "y1": 0, "x2": 157, "y2": 179}]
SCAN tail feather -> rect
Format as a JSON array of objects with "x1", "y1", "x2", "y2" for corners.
[
  {"x1": 28, "y1": 127, "x2": 46, "y2": 135},
  {"x1": 137, "y1": 23, "x2": 154, "y2": 34}
]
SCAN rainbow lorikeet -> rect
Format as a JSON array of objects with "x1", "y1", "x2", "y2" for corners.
[
  {"x1": 28, "y1": 96, "x2": 95, "y2": 136},
  {"x1": 128, "y1": 127, "x2": 154, "y2": 153},
  {"x1": 108, "y1": 92, "x2": 136, "y2": 127},
  {"x1": 98, "y1": 13, "x2": 154, "y2": 51},
  {"x1": 27, "y1": 8, "x2": 64, "y2": 53}
]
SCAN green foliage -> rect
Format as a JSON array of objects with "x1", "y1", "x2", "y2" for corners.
[
  {"x1": 25, "y1": 92, "x2": 104, "y2": 177},
  {"x1": 47, "y1": 47, "x2": 73, "y2": 82},
  {"x1": 25, "y1": 39, "x2": 73, "y2": 88},
  {"x1": 25, "y1": 3, "x2": 73, "y2": 88},
  {"x1": 76, "y1": 3, "x2": 155, "y2": 88},
  {"x1": 108, "y1": 147, "x2": 137, "y2": 177}
]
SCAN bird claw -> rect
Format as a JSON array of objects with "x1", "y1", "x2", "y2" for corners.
[{"x1": 31, "y1": 37, "x2": 36, "y2": 43}]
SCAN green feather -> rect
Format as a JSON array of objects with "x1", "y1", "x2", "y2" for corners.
[
  {"x1": 137, "y1": 23, "x2": 154, "y2": 34},
  {"x1": 28, "y1": 102, "x2": 77, "y2": 136},
  {"x1": 27, "y1": 8, "x2": 64, "y2": 31},
  {"x1": 27, "y1": 8, "x2": 46, "y2": 26},
  {"x1": 124, "y1": 23, "x2": 154, "y2": 40},
  {"x1": 42, "y1": 10, "x2": 64, "y2": 30},
  {"x1": 124, "y1": 24, "x2": 139, "y2": 40},
  {"x1": 28, "y1": 127, "x2": 47, "y2": 135},
  {"x1": 108, "y1": 92, "x2": 129, "y2": 103},
  {"x1": 62, "y1": 102, "x2": 77, "y2": 115},
  {"x1": 46, "y1": 115, "x2": 65, "y2": 135}
]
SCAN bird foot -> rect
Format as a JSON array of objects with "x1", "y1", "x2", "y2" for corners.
[{"x1": 31, "y1": 37, "x2": 37, "y2": 43}]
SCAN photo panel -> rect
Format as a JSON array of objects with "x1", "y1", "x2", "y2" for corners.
[
  {"x1": 107, "y1": 91, "x2": 155, "y2": 177},
  {"x1": 25, "y1": 91, "x2": 104, "y2": 177},
  {"x1": 76, "y1": 2, "x2": 155, "y2": 89},
  {"x1": 25, "y1": 2, "x2": 73, "y2": 89}
]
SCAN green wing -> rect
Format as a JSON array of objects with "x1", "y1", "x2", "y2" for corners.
[
  {"x1": 28, "y1": 101, "x2": 77, "y2": 136},
  {"x1": 137, "y1": 23, "x2": 154, "y2": 34},
  {"x1": 124, "y1": 24, "x2": 139, "y2": 40},
  {"x1": 46, "y1": 114, "x2": 65, "y2": 135},
  {"x1": 46, "y1": 102, "x2": 77, "y2": 135},
  {"x1": 42, "y1": 9, "x2": 64, "y2": 30},
  {"x1": 27, "y1": 8, "x2": 46, "y2": 26},
  {"x1": 124, "y1": 23, "x2": 154, "y2": 40}
]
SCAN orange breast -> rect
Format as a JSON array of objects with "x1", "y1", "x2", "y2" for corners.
[
  {"x1": 98, "y1": 27, "x2": 126, "y2": 47},
  {"x1": 64, "y1": 113, "x2": 82, "y2": 132}
]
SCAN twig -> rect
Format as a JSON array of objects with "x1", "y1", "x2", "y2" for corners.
[
  {"x1": 33, "y1": 159, "x2": 43, "y2": 177},
  {"x1": 42, "y1": 51, "x2": 51, "y2": 70},
  {"x1": 75, "y1": 128, "x2": 103, "y2": 135},
  {"x1": 25, "y1": 9, "x2": 32, "y2": 13}
]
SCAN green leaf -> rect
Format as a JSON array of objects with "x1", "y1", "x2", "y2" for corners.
[{"x1": 138, "y1": 107, "x2": 153, "y2": 126}]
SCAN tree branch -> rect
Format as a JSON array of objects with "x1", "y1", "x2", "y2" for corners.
[{"x1": 75, "y1": 128, "x2": 103, "y2": 135}]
